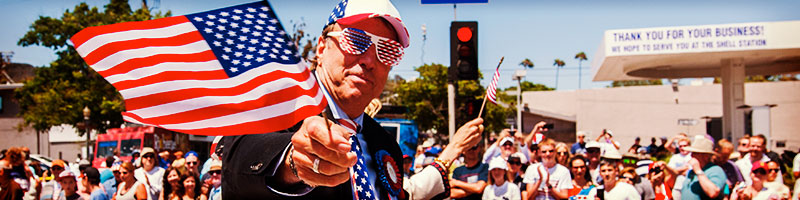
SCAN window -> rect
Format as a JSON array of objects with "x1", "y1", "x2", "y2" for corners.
[
  {"x1": 120, "y1": 139, "x2": 142, "y2": 156},
  {"x1": 96, "y1": 141, "x2": 118, "y2": 158}
]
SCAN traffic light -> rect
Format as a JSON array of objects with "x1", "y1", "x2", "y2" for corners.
[
  {"x1": 450, "y1": 21, "x2": 478, "y2": 80},
  {"x1": 463, "y1": 98, "x2": 483, "y2": 120}
]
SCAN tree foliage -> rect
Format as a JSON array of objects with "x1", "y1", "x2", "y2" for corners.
[
  {"x1": 15, "y1": 0, "x2": 170, "y2": 134},
  {"x1": 394, "y1": 64, "x2": 512, "y2": 140},
  {"x1": 609, "y1": 79, "x2": 663, "y2": 87},
  {"x1": 519, "y1": 58, "x2": 534, "y2": 69}
]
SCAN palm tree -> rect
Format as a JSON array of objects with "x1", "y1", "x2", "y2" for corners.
[
  {"x1": 519, "y1": 58, "x2": 534, "y2": 69},
  {"x1": 553, "y1": 59, "x2": 565, "y2": 89},
  {"x1": 574, "y1": 52, "x2": 587, "y2": 89}
]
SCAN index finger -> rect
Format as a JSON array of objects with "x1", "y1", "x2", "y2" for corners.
[{"x1": 304, "y1": 117, "x2": 352, "y2": 153}]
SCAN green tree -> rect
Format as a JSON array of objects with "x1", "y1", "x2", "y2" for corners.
[
  {"x1": 15, "y1": 0, "x2": 170, "y2": 134},
  {"x1": 574, "y1": 52, "x2": 587, "y2": 89},
  {"x1": 553, "y1": 59, "x2": 566, "y2": 89},
  {"x1": 609, "y1": 79, "x2": 663, "y2": 87},
  {"x1": 519, "y1": 58, "x2": 534, "y2": 69},
  {"x1": 394, "y1": 64, "x2": 512, "y2": 141}
]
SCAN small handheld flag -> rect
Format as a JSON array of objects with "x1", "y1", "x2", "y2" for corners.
[
  {"x1": 71, "y1": 1, "x2": 327, "y2": 136},
  {"x1": 477, "y1": 56, "x2": 503, "y2": 118}
]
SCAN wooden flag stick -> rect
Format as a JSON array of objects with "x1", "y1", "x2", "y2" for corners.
[{"x1": 477, "y1": 56, "x2": 504, "y2": 119}]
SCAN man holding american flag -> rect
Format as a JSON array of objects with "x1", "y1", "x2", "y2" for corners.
[{"x1": 217, "y1": 0, "x2": 485, "y2": 199}]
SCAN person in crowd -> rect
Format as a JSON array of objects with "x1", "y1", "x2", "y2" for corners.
[
  {"x1": 524, "y1": 139, "x2": 572, "y2": 200},
  {"x1": 731, "y1": 136, "x2": 750, "y2": 161},
  {"x1": 102, "y1": 164, "x2": 121, "y2": 200},
  {"x1": 735, "y1": 134, "x2": 779, "y2": 186},
  {"x1": 134, "y1": 147, "x2": 164, "y2": 200},
  {"x1": 664, "y1": 133, "x2": 688, "y2": 154},
  {"x1": 629, "y1": 137, "x2": 643, "y2": 154},
  {"x1": 206, "y1": 160, "x2": 221, "y2": 200},
  {"x1": 679, "y1": 136, "x2": 727, "y2": 200},
  {"x1": 666, "y1": 137, "x2": 692, "y2": 175},
  {"x1": 525, "y1": 122, "x2": 550, "y2": 163},
  {"x1": 764, "y1": 161, "x2": 790, "y2": 199},
  {"x1": 402, "y1": 155, "x2": 414, "y2": 178},
  {"x1": 482, "y1": 157, "x2": 520, "y2": 200},
  {"x1": 48, "y1": 160, "x2": 68, "y2": 200},
  {"x1": 714, "y1": 139, "x2": 745, "y2": 194},
  {"x1": 180, "y1": 171, "x2": 206, "y2": 200},
  {"x1": 484, "y1": 130, "x2": 516, "y2": 164},
  {"x1": 567, "y1": 155, "x2": 594, "y2": 198},
  {"x1": 451, "y1": 141, "x2": 488, "y2": 200},
  {"x1": 585, "y1": 141, "x2": 603, "y2": 183},
  {"x1": 589, "y1": 159, "x2": 641, "y2": 200},
  {"x1": 82, "y1": 167, "x2": 108, "y2": 200},
  {"x1": 131, "y1": 150, "x2": 141, "y2": 169},
  {"x1": 620, "y1": 167, "x2": 655, "y2": 200},
  {"x1": 5, "y1": 147, "x2": 32, "y2": 193},
  {"x1": 647, "y1": 161, "x2": 676, "y2": 200},
  {"x1": 161, "y1": 167, "x2": 182, "y2": 200},
  {"x1": 646, "y1": 137, "x2": 659, "y2": 155},
  {"x1": 570, "y1": 131, "x2": 587, "y2": 155},
  {"x1": 555, "y1": 143, "x2": 571, "y2": 168},
  {"x1": 731, "y1": 161, "x2": 784, "y2": 200},
  {"x1": 1, "y1": 159, "x2": 24, "y2": 200},
  {"x1": 595, "y1": 129, "x2": 621, "y2": 151},
  {"x1": 113, "y1": 161, "x2": 147, "y2": 200},
  {"x1": 56, "y1": 171, "x2": 83, "y2": 200},
  {"x1": 158, "y1": 151, "x2": 171, "y2": 169},
  {"x1": 183, "y1": 152, "x2": 200, "y2": 176},
  {"x1": 507, "y1": 152, "x2": 526, "y2": 189}
]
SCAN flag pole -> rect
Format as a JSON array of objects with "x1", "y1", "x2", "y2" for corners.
[{"x1": 477, "y1": 56, "x2": 504, "y2": 119}]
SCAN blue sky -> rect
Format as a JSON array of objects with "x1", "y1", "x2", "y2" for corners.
[{"x1": 1, "y1": 0, "x2": 798, "y2": 90}]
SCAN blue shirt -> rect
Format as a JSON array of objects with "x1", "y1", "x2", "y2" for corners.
[
  {"x1": 571, "y1": 142, "x2": 586, "y2": 155},
  {"x1": 101, "y1": 179, "x2": 118, "y2": 199},
  {"x1": 90, "y1": 188, "x2": 110, "y2": 200},
  {"x1": 452, "y1": 163, "x2": 489, "y2": 200},
  {"x1": 680, "y1": 164, "x2": 727, "y2": 200}
]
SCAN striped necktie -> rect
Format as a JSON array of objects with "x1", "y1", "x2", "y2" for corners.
[{"x1": 338, "y1": 119, "x2": 378, "y2": 200}]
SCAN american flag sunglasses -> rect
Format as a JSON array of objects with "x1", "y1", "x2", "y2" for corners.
[{"x1": 327, "y1": 28, "x2": 404, "y2": 66}]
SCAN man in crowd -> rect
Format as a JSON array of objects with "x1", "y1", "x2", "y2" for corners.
[
  {"x1": 731, "y1": 136, "x2": 750, "y2": 161},
  {"x1": 764, "y1": 161, "x2": 790, "y2": 199},
  {"x1": 451, "y1": 142, "x2": 488, "y2": 200},
  {"x1": 713, "y1": 139, "x2": 744, "y2": 195},
  {"x1": 570, "y1": 131, "x2": 587, "y2": 155},
  {"x1": 646, "y1": 137, "x2": 658, "y2": 155},
  {"x1": 680, "y1": 136, "x2": 727, "y2": 200},
  {"x1": 101, "y1": 164, "x2": 121, "y2": 199},
  {"x1": 134, "y1": 147, "x2": 164, "y2": 200},
  {"x1": 0, "y1": 159, "x2": 23, "y2": 200},
  {"x1": 48, "y1": 159, "x2": 67, "y2": 200},
  {"x1": 82, "y1": 167, "x2": 108, "y2": 200},
  {"x1": 731, "y1": 162, "x2": 782, "y2": 200},
  {"x1": 184, "y1": 151, "x2": 200, "y2": 175},
  {"x1": 207, "y1": 159, "x2": 222, "y2": 200},
  {"x1": 628, "y1": 137, "x2": 642, "y2": 154},
  {"x1": 483, "y1": 136, "x2": 516, "y2": 164},
  {"x1": 523, "y1": 139, "x2": 572, "y2": 200},
  {"x1": 595, "y1": 129, "x2": 620, "y2": 151},
  {"x1": 735, "y1": 134, "x2": 780, "y2": 186},
  {"x1": 667, "y1": 138, "x2": 692, "y2": 175},
  {"x1": 584, "y1": 141, "x2": 603, "y2": 183},
  {"x1": 591, "y1": 160, "x2": 640, "y2": 200},
  {"x1": 219, "y1": 0, "x2": 485, "y2": 199}
]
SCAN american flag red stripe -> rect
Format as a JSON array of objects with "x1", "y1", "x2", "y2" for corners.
[
  {"x1": 486, "y1": 67, "x2": 500, "y2": 104},
  {"x1": 71, "y1": 4, "x2": 327, "y2": 136}
]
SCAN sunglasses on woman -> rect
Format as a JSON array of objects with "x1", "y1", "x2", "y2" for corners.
[{"x1": 327, "y1": 28, "x2": 404, "y2": 66}]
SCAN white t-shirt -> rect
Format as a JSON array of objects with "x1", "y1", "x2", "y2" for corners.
[
  {"x1": 134, "y1": 166, "x2": 165, "y2": 200},
  {"x1": 522, "y1": 163, "x2": 573, "y2": 200},
  {"x1": 667, "y1": 152, "x2": 692, "y2": 169},
  {"x1": 588, "y1": 182, "x2": 641, "y2": 200},
  {"x1": 793, "y1": 153, "x2": 800, "y2": 174},
  {"x1": 482, "y1": 181, "x2": 521, "y2": 200}
]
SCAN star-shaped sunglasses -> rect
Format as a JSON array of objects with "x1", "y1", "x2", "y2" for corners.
[{"x1": 327, "y1": 28, "x2": 404, "y2": 66}]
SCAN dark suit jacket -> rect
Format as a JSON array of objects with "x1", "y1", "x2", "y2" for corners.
[{"x1": 220, "y1": 114, "x2": 406, "y2": 200}]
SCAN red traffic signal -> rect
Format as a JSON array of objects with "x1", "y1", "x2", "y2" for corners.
[{"x1": 450, "y1": 21, "x2": 478, "y2": 80}]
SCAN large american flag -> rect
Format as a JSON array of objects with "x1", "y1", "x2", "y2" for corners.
[{"x1": 71, "y1": 1, "x2": 326, "y2": 136}]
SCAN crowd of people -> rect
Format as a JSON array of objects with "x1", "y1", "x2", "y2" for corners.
[
  {"x1": 0, "y1": 146, "x2": 223, "y2": 200},
  {"x1": 411, "y1": 121, "x2": 800, "y2": 200}
]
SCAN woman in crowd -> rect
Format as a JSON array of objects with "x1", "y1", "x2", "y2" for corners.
[
  {"x1": 647, "y1": 161, "x2": 676, "y2": 200},
  {"x1": 567, "y1": 155, "x2": 594, "y2": 198},
  {"x1": 764, "y1": 161, "x2": 790, "y2": 199},
  {"x1": 507, "y1": 152, "x2": 526, "y2": 189},
  {"x1": 113, "y1": 162, "x2": 146, "y2": 200},
  {"x1": 555, "y1": 143, "x2": 571, "y2": 167},
  {"x1": 179, "y1": 171, "x2": 206, "y2": 200},
  {"x1": 731, "y1": 161, "x2": 785, "y2": 200},
  {"x1": 160, "y1": 167, "x2": 182, "y2": 200},
  {"x1": 482, "y1": 157, "x2": 520, "y2": 200}
]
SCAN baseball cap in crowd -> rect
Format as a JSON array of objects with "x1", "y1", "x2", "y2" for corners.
[
  {"x1": 57, "y1": 171, "x2": 76, "y2": 182},
  {"x1": 141, "y1": 147, "x2": 155, "y2": 156},
  {"x1": 488, "y1": 157, "x2": 507, "y2": 171},
  {"x1": 325, "y1": 0, "x2": 410, "y2": 48},
  {"x1": 209, "y1": 159, "x2": 222, "y2": 171},
  {"x1": 752, "y1": 161, "x2": 768, "y2": 173},
  {"x1": 509, "y1": 152, "x2": 527, "y2": 165},
  {"x1": 425, "y1": 147, "x2": 442, "y2": 155},
  {"x1": 602, "y1": 148, "x2": 622, "y2": 160},
  {"x1": 52, "y1": 160, "x2": 66, "y2": 168},
  {"x1": 500, "y1": 137, "x2": 515, "y2": 146},
  {"x1": 586, "y1": 141, "x2": 602, "y2": 149},
  {"x1": 683, "y1": 135, "x2": 716, "y2": 154}
]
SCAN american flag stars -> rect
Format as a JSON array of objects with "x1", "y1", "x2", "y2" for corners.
[{"x1": 188, "y1": 3, "x2": 297, "y2": 77}]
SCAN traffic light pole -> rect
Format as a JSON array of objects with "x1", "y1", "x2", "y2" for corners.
[{"x1": 448, "y1": 81, "x2": 456, "y2": 142}]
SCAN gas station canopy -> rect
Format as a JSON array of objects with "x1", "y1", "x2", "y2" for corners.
[{"x1": 592, "y1": 20, "x2": 800, "y2": 81}]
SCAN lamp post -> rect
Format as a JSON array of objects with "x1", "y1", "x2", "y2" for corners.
[
  {"x1": 512, "y1": 70, "x2": 527, "y2": 133},
  {"x1": 83, "y1": 106, "x2": 92, "y2": 163}
]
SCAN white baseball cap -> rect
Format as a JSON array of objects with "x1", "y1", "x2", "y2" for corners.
[
  {"x1": 326, "y1": 0, "x2": 410, "y2": 48},
  {"x1": 489, "y1": 157, "x2": 507, "y2": 171}
]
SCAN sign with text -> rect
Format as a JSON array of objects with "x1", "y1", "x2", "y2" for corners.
[
  {"x1": 421, "y1": 0, "x2": 488, "y2": 4},
  {"x1": 603, "y1": 21, "x2": 800, "y2": 56}
]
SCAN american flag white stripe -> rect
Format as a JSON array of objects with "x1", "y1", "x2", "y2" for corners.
[
  {"x1": 72, "y1": 9, "x2": 326, "y2": 136},
  {"x1": 104, "y1": 60, "x2": 221, "y2": 84},
  {"x1": 486, "y1": 67, "x2": 500, "y2": 104},
  {"x1": 74, "y1": 22, "x2": 197, "y2": 56}
]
